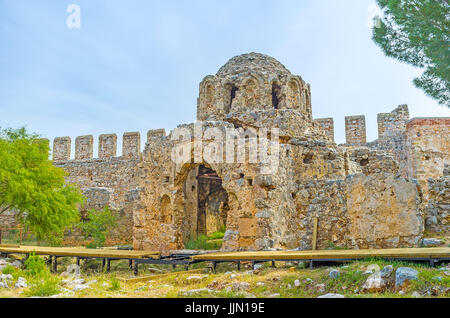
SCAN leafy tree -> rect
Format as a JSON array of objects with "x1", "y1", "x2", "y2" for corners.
[
  {"x1": 78, "y1": 207, "x2": 117, "y2": 248},
  {"x1": 372, "y1": 0, "x2": 450, "y2": 107},
  {"x1": 0, "y1": 127, "x2": 83, "y2": 245}
]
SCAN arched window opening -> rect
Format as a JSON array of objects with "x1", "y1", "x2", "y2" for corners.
[
  {"x1": 230, "y1": 86, "x2": 239, "y2": 109},
  {"x1": 272, "y1": 83, "x2": 280, "y2": 109}
]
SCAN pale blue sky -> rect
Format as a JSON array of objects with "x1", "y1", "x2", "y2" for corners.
[{"x1": 1, "y1": 0, "x2": 449, "y2": 156}]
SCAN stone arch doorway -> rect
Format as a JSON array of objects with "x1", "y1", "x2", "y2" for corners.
[{"x1": 175, "y1": 164, "x2": 229, "y2": 245}]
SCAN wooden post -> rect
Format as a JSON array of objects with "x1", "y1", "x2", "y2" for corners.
[
  {"x1": 312, "y1": 217, "x2": 318, "y2": 251},
  {"x1": 134, "y1": 262, "x2": 139, "y2": 276},
  {"x1": 19, "y1": 226, "x2": 23, "y2": 245},
  {"x1": 128, "y1": 259, "x2": 133, "y2": 270},
  {"x1": 106, "y1": 258, "x2": 111, "y2": 273},
  {"x1": 52, "y1": 256, "x2": 58, "y2": 273}
]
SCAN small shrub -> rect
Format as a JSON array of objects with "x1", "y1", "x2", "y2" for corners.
[
  {"x1": 24, "y1": 253, "x2": 48, "y2": 277},
  {"x1": 25, "y1": 275, "x2": 60, "y2": 297},
  {"x1": 109, "y1": 275, "x2": 121, "y2": 291},
  {"x1": 185, "y1": 230, "x2": 225, "y2": 250},
  {"x1": 78, "y1": 207, "x2": 117, "y2": 249},
  {"x1": 2, "y1": 264, "x2": 16, "y2": 275}
]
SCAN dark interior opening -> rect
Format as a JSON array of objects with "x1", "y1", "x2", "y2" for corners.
[
  {"x1": 196, "y1": 165, "x2": 229, "y2": 237},
  {"x1": 303, "y1": 153, "x2": 314, "y2": 164},
  {"x1": 360, "y1": 158, "x2": 369, "y2": 167},
  {"x1": 272, "y1": 83, "x2": 280, "y2": 109},
  {"x1": 230, "y1": 86, "x2": 239, "y2": 109}
]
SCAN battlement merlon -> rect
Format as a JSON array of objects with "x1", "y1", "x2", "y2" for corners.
[
  {"x1": 314, "y1": 118, "x2": 334, "y2": 143},
  {"x1": 122, "y1": 132, "x2": 141, "y2": 159},
  {"x1": 53, "y1": 137, "x2": 71, "y2": 161},
  {"x1": 147, "y1": 129, "x2": 166, "y2": 143},
  {"x1": 75, "y1": 135, "x2": 94, "y2": 160},
  {"x1": 345, "y1": 115, "x2": 366, "y2": 146},
  {"x1": 377, "y1": 104, "x2": 410, "y2": 139},
  {"x1": 99, "y1": 134, "x2": 118, "y2": 159}
]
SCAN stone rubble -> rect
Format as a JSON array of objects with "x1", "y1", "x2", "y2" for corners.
[{"x1": 395, "y1": 267, "x2": 419, "y2": 290}]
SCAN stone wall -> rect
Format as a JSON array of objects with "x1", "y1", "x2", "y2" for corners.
[
  {"x1": 0, "y1": 210, "x2": 19, "y2": 229},
  {"x1": 51, "y1": 131, "x2": 146, "y2": 246},
  {"x1": 405, "y1": 118, "x2": 450, "y2": 193},
  {"x1": 425, "y1": 165, "x2": 449, "y2": 235},
  {"x1": 293, "y1": 173, "x2": 423, "y2": 250}
]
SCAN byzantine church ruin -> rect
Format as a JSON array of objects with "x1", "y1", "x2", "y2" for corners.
[{"x1": 2, "y1": 53, "x2": 448, "y2": 252}]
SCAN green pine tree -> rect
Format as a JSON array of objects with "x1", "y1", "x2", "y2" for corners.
[{"x1": 372, "y1": 0, "x2": 449, "y2": 107}]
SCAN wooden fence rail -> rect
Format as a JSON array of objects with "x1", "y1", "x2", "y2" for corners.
[{"x1": 0, "y1": 226, "x2": 26, "y2": 245}]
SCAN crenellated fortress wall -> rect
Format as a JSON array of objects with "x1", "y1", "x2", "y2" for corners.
[
  {"x1": 48, "y1": 130, "x2": 166, "y2": 246},
  {"x1": 314, "y1": 105, "x2": 450, "y2": 182}
]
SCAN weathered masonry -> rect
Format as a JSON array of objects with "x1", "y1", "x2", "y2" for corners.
[{"x1": 3, "y1": 53, "x2": 448, "y2": 251}]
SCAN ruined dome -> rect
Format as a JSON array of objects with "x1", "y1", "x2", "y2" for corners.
[
  {"x1": 197, "y1": 52, "x2": 312, "y2": 121},
  {"x1": 216, "y1": 52, "x2": 292, "y2": 79}
]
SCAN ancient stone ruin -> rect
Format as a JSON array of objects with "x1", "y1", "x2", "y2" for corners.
[{"x1": 2, "y1": 53, "x2": 448, "y2": 252}]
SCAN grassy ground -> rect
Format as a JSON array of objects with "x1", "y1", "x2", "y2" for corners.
[{"x1": 1, "y1": 255, "x2": 448, "y2": 298}]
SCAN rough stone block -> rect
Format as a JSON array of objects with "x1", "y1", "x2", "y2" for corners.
[
  {"x1": 53, "y1": 137, "x2": 71, "y2": 161},
  {"x1": 314, "y1": 118, "x2": 334, "y2": 142},
  {"x1": 147, "y1": 129, "x2": 166, "y2": 143},
  {"x1": 345, "y1": 115, "x2": 366, "y2": 146},
  {"x1": 98, "y1": 134, "x2": 117, "y2": 159},
  {"x1": 75, "y1": 135, "x2": 94, "y2": 160},
  {"x1": 122, "y1": 132, "x2": 141, "y2": 159}
]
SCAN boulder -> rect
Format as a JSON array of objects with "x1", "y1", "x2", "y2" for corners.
[
  {"x1": 0, "y1": 274, "x2": 13, "y2": 282},
  {"x1": 186, "y1": 275, "x2": 207, "y2": 282},
  {"x1": 361, "y1": 272, "x2": 386, "y2": 292},
  {"x1": 315, "y1": 284, "x2": 326, "y2": 293},
  {"x1": 72, "y1": 284, "x2": 90, "y2": 292},
  {"x1": 329, "y1": 269, "x2": 340, "y2": 279},
  {"x1": 61, "y1": 264, "x2": 81, "y2": 278},
  {"x1": 380, "y1": 265, "x2": 394, "y2": 278},
  {"x1": 10, "y1": 260, "x2": 22, "y2": 268},
  {"x1": 231, "y1": 282, "x2": 250, "y2": 291},
  {"x1": 395, "y1": 267, "x2": 418, "y2": 289},
  {"x1": 422, "y1": 238, "x2": 442, "y2": 247},
  {"x1": 411, "y1": 291, "x2": 421, "y2": 298},
  {"x1": 184, "y1": 288, "x2": 212, "y2": 295},
  {"x1": 15, "y1": 277, "x2": 27, "y2": 288},
  {"x1": 317, "y1": 293, "x2": 345, "y2": 298},
  {"x1": 366, "y1": 264, "x2": 381, "y2": 273},
  {"x1": 253, "y1": 263, "x2": 264, "y2": 270}
]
